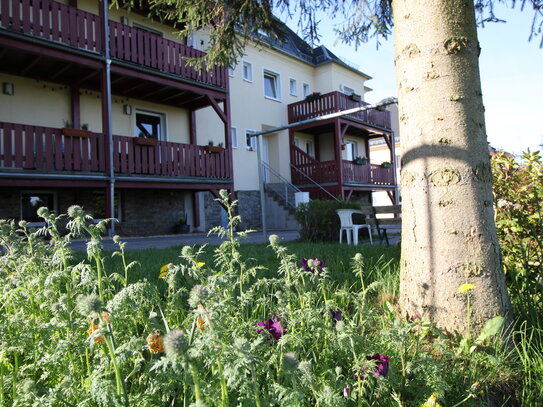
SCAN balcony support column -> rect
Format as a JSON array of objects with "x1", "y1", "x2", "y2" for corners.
[
  {"x1": 334, "y1": 119, "x2": 345, "y2": 199},
  {"x1": 189, "y1": 109, "x2": 197, "y2": 145}
]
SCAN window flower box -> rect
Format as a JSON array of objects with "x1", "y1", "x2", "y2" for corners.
[
  {"x1": 204, "y1": 145, "x2": 225, "y2": 153},
  {"x1": 381, "y1": 162, "x2": 392, "y2": 168},
  {"x1": 62, "y1": 128, "x2": 92, "y2": 138},
  {"x1": 134, "y1": 137, "x2": 159, "y2": 146},
  {"x1": 305, "y1": 92, "x2": 321, "y2": 102},
  {"x1": 353, "y1": 157, "x2": 368, "y2": 165},
  {"x1": 349, "y1": 93, "x2": 362, "y2": 102}
]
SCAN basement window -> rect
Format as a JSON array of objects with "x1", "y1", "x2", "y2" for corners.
[{"x1": 21, "y1": 192, "x2": 56, "y2": 223}]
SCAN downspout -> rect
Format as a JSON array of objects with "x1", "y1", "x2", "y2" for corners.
[{"x1": 102, "y1": 0, "x2": 115, "y2": 236}]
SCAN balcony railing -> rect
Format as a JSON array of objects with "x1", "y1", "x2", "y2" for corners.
[
  {"x1": 291, "y1": 146, "x2": 394, "y2": 186},
  {"x1": 0, "y1": 121, "x2": 106, "y2": 172},
  {"x1": 0, "y1": 122, "x2": 231, "y2": 180},
  {"x1": 0, "y1": 0, "x2": 228, "y2": 88},
  {"x1": 113, "y1": 136, "x2": 231, "y2": 179},
  {"x1": 288, "y1": 91, "x2": 391, "y2": 129}
]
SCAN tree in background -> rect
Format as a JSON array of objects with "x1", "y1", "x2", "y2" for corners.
[{"x1": 117, "y1": 0, "x2": 543, "y2": 333}]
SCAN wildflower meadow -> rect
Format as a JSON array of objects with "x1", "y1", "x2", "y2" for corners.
[{"x1": 1, "y1": 156, "x2": 543, "y2": 406}]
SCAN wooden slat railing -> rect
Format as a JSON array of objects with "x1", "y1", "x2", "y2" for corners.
[
  {"x1": 288, "y1": 91, "x2": 391, "y2": 129},
  {"x1": 113, "y1": 136, "x2": 231, "y2": 179},
  {"x1": 0, "y1": 121, "x2": 105, "y2": 172},
  {"x1": 108, "y1": 21, "x2": 228, "y2": 89},
  {"x1": 369, "y1": 164, "x2": 395, "y2": 185},
  {"x1": 0, "y1": 0, "x2": 228, "y2": 88},
  {"x1": 0, "y1": 0, "x2": 102, "y2": 53},
  {"x1": 291, "y1": 146, "x2": 339, "y2": 185}
]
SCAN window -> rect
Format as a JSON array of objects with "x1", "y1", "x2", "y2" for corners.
[
  {"x1": 228, "y1": 59, "x2": 235, "y2": 77},
  {"x1": 92, "y1": 191, "x2": 122, "y2": 221},
  {"x1": 341, "y1": 85, "x2": 355, "y2": 95},
  {"x1": 303, "y1": 83, "x2": 311, "y2": 97},
  {"x1": 246, "y1": 129, "x2": 257, "y2": 150},
  {"x1": 289, "y1": 78, "x2": 297, "y2": 96},
  {"x1": 21, "y1": 192, "x2": 55, "y2": 223},
  {"x1": 306, "y1": 141, "x2": 315, "y2": 157},
  {"x1": 242, "y1": 61, "x2": 253, "y2": 82},
  {"x1": 135, "y1": 110, "x2": 166, "y2": 140},
  {"x1": 294, "y1": 138, "x2": 300, "y2": 148},
  {"x1": 263, "y1": 70, "x2": 280, "y2": 100},
  {"x1": 345, "y1": 141, "x2": 357, "y2": 161},
  {"x1": 132, "y1": 22, "x2": 163, "y2": 37},
  {"x1": 231, "y1": 127, "x2": 238, "y2": 148}
]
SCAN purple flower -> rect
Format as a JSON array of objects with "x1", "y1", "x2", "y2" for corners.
[
  {"x1": 343, "y1": 384, "x2": 351, "y2": 398},
  {"x1": 300, "y1": 257, "x2": 326, "y2": 273},
  {"x1": 330, "y1": 310, "x2": 342, "y2": 323},
  {"x1": 257, "y1": 315, "x2": 287, "y2": 340},
  {"x1": 366, "y1": 353, "x2": 390, "y2": 377}
]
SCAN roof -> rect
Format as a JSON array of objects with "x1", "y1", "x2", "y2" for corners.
[{"x1": 258, "y1": 22, "x2": 372, "y2": 80}]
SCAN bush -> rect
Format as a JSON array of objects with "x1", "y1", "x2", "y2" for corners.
[
  {"x1": 295, "y1": 200, "x2": 368, "y2": 242},
  {"x1": 491, "y1": 151, "x2": 543, "y2": 322}
]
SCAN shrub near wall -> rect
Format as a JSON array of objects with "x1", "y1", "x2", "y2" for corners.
[{"x1": 295, "y1": 200, "x2": 366, "y2": 242}]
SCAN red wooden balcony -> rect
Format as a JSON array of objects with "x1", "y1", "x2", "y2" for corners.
[
  {"x1": 0, "y1": 122, "x2": 231, "y2": 180},
  {"x1": 0, "y1": 0, "x2": 228, "y2": 89},
  {"x1": 113, "y1": 136, "x2": 231, "y2": 179},
  {"x1": 291, "y1": 146, "x2": 394, "y2": 187},
  {"x1": 288, "y1": 91, "x2": 391, "y2": 129}
]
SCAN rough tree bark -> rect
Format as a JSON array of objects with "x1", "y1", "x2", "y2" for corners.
[{"x1": 392, "y1": 0, "x2": 511, "y2": 333}]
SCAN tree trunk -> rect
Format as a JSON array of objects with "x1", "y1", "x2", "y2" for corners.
[{"x1": 392, "y1": 0, "x2": 511, "y2": 333}]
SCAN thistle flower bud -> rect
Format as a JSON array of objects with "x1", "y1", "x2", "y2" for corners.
[
  {"x1": 268, "y1": 234, "x2": 280, "y2": 245},
  {"x1": 36, "y1": 206, "x2": 50, "y2": 218},
  {"x1": 77, "y1": 293, "x2": 102, "y2": 316},
  {"x1": 282, "y1": 352, "x2": 299, "y2": 371},
  {"x1": 164, "y1": 329, "x2": 187, "y2": 358},
  {"x1": 112, "y1": 235, "x2": 121, "y2": 244},
  {"x1": 354, "y1": 253, "x2": 363, "y2": 262},
  {"x1": 18, "y1": 220, "x2": 27, "y2": 228},
  {"x1": 219, "y1": 189, "x2": 228, "y2": 199},
  {"x1": 181, "y1": 246, "x2": 193, "y2": 258},
  {"x1": 67, "y1": 205, "x2": 84, "y2": 218},
  {"x1": 188, "y1": 284, "x2": 210, "y2": 308}
]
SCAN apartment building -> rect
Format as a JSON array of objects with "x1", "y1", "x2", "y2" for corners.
[{"x1": 0, "y1": 0, "x2": 397, "y2": 234}]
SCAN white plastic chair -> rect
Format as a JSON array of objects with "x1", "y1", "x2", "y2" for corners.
[{"x1": 336, "y1": 209, "x2": 373, "y2": 245}]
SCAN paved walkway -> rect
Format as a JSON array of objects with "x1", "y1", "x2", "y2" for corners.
[{"x1": 70, "y1": 230, "x2": 301, "y2": 251}]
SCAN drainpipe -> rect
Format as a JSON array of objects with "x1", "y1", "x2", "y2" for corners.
[
  {"x1": 102, "y1": 0, "x2": 115, "y2": 236},
  {"x1": 256, "y1": 135, "x2": 267, "y2": 237}
]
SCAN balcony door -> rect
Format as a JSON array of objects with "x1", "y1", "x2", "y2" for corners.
[{"x1": 344, "y1": 141, "x2": 357, "y2": 161}]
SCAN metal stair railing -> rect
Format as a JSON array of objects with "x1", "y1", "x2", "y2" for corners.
[
  {"x1": 290, "y1": 164, "x2": 340, "y2": 201},
  {"x1": 262, "y1": 161, "x2": 304, "y2": 209}
]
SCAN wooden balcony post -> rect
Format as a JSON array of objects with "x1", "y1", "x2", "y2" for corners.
[
  {"x1": 71, "y1": 86, "x2": 81, "y2": 130},
  {"x1": 334, "y1": 119, "x2": 344, "y2": 197}
]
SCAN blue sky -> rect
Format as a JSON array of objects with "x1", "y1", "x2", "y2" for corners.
[{"x1": 290, "y1": 3, "x2": 542, "y2": 155}]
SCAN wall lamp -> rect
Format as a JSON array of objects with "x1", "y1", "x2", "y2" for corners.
[
  {"x1": 123, "y1": 104, "x2": 132, "y2": 115},
  {"x1": 2, "y1": 82, "x2": 14, "y2": 95}
]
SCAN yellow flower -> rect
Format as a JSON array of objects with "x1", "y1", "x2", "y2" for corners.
[
  {"x1": 159, "y1": 263, "x2": 172, "y2": 278},
  {"x1": 197, "y1": 262, "x2": 205, "y2": 268},
  {"x1": 197, "y1": 316, "x2": 206, "y2": 331},
  {"x1": 421, "y1": 393, "x2": 442, "y2": 407},
  {"x1": 146, "y1": 330, "x2": 165, "y2": 353},
  {"x1": 459, "y1": 283, "x2": 475, "y2": 293},
  {"x1": 86, "y1": 320, "x2": 104, "y2": 343}
]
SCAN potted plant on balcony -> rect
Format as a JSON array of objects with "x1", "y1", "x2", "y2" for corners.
[
  {"x1": 349, "y1": 93, "x2": 362, "y2": 102},
  {"x1": 381, "y1": 161, "x2": 392, "y2": 168},
  {"x1": 204, "y1": 141, "x2": 225, "y2": 153},
  {"x1": 134, "y1": 132, "x2": 159, "y2": 146},
  {"x1": 305, "y1": 92, "x2": 321, "y2": 102},
  {"x1": 62, "y1": 120, "x2": 92, "y2": 138},
  {"x1": 353, "y1": 155, "x2": 368, "y2": 165}
]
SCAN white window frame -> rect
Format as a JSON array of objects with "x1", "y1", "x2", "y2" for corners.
[
  {"x1": 306, "y1": 141, "x2": 315, "y2": 157},
  {"x1": 294, "y1": 138, "x2": 300, "y2": 148},
  {"x1": 341, "y1": 84, "x2": 355, "y2": 95},
  {"x1": 302, "y1": 82, "x2": 311, "y2": 97},
  {"x1": 228, "y1": 59, "x2": 235, "y2": 77},
  {"x1": 242, "y1": 60, "x2": 253, "y2": 82},
  {"x1": 245, "y1": 129, "x2": 257, "y2": 151},
  {"x1": 20, "y1": 190, "x2": 57, "y2": 227},
  {"x1": 231, "y1": 126, "x2": 238, "y2": 149},
  {"x1": 134, "y1": 108, "x2": 167, "y2": 141},
  {"x1": 289, "y1": 78, "x2": 297, "y2": 96},
  {"x1": 263, "y1": 69, "x2": 281, "y2": 101}
]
